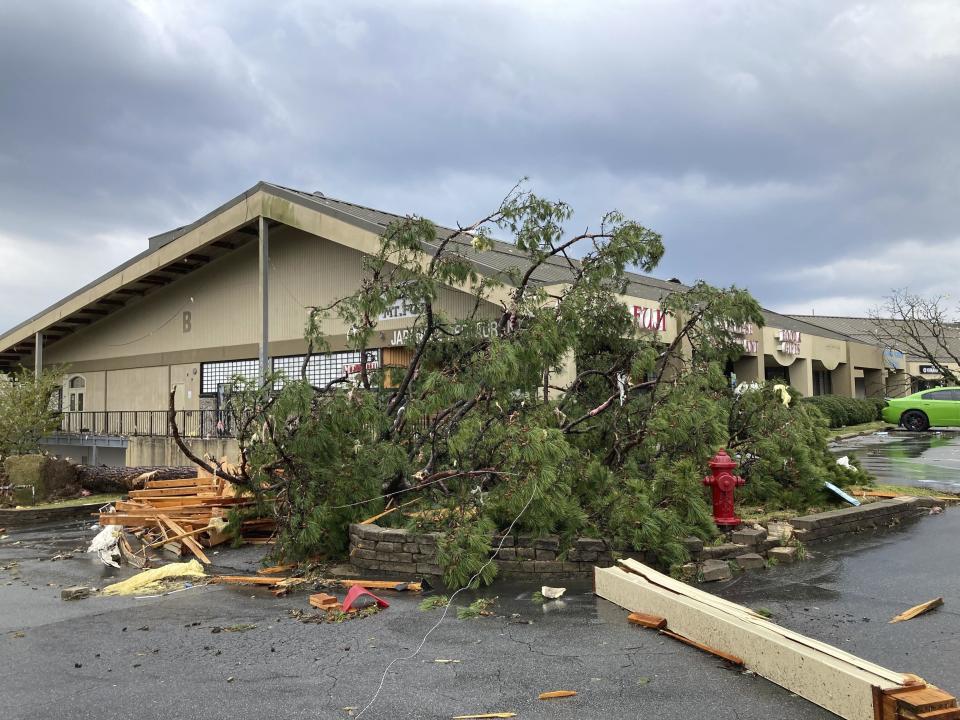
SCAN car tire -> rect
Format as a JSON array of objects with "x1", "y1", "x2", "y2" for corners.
[{"x1": 901, "y1": 410, "x2": 929, "y2": 432}]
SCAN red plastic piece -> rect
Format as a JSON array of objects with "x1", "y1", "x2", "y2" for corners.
[
  {"x1": 341, "y1": 585, "x2": 390, "y2": 612},
  {"x1": 703, "y1": 449, "x2": 745, "y2": 527}
]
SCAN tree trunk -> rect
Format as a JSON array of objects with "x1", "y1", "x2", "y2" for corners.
[{"x1": 75, "y1": 465, "x2": 196, "y2": 493}]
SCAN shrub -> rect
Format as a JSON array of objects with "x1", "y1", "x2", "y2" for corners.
[{"x1": 802, "y1": 395, "x2": 883, "y2": 428}]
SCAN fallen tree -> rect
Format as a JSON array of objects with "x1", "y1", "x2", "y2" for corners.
[
  {"x1": 170, "y1": 182, "x2": 863, "y2": 586},
  {"x1": 75, "y1": 465, "x2": 196, "y2": 493}
]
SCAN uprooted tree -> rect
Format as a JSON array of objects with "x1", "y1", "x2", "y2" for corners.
[{"x1": 171, "y1": 184, "x2": 861, "y2": 586}]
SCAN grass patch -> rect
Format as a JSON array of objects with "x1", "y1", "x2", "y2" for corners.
[
  {"x1": 849, "y1": 483, "x2": 960, "y2": 501},
  {"x1": 754, "y1": 607, "x2": 774, "y2": 618},
  {"x1": 10, "y1": 493, "x2": 122, "y2": 509},
  {"x1": 827, "y1": 421, "x2": 892, "y2": 440}
]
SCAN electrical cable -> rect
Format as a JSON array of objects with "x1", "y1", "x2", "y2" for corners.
[
  {"x1": 353, "y1": 477, "x2": 539, "y2": 719},
  {"x1": 105, "y1": 297, "x2": 194, "y2": 347}
]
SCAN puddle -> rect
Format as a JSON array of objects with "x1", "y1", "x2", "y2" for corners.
[{"x1": 833, "y1": 431, "x2": 960, "y2": 491}]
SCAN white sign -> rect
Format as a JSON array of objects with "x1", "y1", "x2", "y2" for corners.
[
  {"x1": 379, "y1": 298, "x2": 422, "y2": 321},
  {"x1": 776, "y1": 329, "x2": 801, "y2": 355},
  {"x1": 740, "y1": 339, "x2": 759, "y2": 353},
  {"x1": 632, "y1": 305, "x2": 668, "y2": 332},
  {"x1": 391, "y1": 320, "x2": 499, "y2": 347}
]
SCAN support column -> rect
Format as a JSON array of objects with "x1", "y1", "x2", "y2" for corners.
[
  {"x1": 886, "y1": 370, "x2": 911, "y2": 398},
  {"x1": 863, "y1": 369, "x2": 885, "y2": 399},
  {"x1": 34, "y1": 331, "x2": 43, "y2": 375},
  {"x1": 788, "y1": 358, "x2": 813, "y2": 397},
  {"x1": 258, "y1": 216, "x2": 270, "y2": 384},
  {"x1": 830, "y1": 362, "x2": 856, "y2": 398},
  {"x1": 733, "y1": 353, "x2": 763, "y2": 385}
]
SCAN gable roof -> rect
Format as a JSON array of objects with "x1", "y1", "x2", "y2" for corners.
[{"x1": 0, "y1": 181, "x2": 869, "y2": 367}]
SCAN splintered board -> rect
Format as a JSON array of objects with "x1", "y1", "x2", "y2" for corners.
[{"x1": 594, "y1": 560, "x2": 953, "y2": 720}]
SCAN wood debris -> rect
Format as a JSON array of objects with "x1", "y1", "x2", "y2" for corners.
[
  {"x1": 97, "y1": 466, "x2": 275, "y2": 566},
  {"x1": 451, "y1": 714, "x2": 516, "y2": 719},
  {"x1": 627, "y1": 611, "x2": 667, "y2": 630},
  {"x1": 309, "y1": 592, "x2": 339, "y2": 610},
  {"x1": 597, "y1": 558, "x2": 959, "y2": 720},
  {"x1": 538, "y1": 690, "x2": 577, "y2": 700},
  {"x1": 890, "y1": 597, "x2": 944, "y2": 624}
]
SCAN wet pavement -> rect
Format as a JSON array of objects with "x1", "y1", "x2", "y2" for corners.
[
  {"x1": 832, "y1": 429, "x2": 960, "y2": 491},
  {"x1": 1, "y1": 432, "x2": 958, "y2": 719}
]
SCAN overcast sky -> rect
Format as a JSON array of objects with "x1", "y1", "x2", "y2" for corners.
[{"x1": 2, "y1": 0, "x2": 959, "y2": 332}]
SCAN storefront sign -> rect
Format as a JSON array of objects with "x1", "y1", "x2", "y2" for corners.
[
  {"x1": 632, "y1": 305, "x2": 668, "y2": 332},
  {"x1": 721, "y1": 321, "x2": 757, "y2": 353},
  {"x1": 344, "y1": 360, "x2": 380, "y2": 375},
  {"x1": 740, "y1": 339, "x2": 759, "y2": 353},
  {"x1": 919, "y1": 364, "x2": 940, "y2": 375},
  {"x1": 883, "y1": 348, "x2": 905, "y2": 371},
  {"x1": 379, "y1": 298, "x2": 422, "y2": 321},
  {"x1": 391, "y1": 320, "x2": 498, "y2": 347},
  {"x1": 776, "y1": 329, "x2": 802, "y2": 356}
]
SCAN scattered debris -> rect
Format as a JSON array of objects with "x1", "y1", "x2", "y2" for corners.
[
  {"x1": 339, "y1": 579, "x2": 422, "y2": 592},
  {"x1": 61, "y1": 585, "x2": 92, "y2": 601},
  {"x1": 457, "y1": 598, "x2": 495, "y2": 620},
  {"x1": 419, "y1": 595, "x2": 450, "y2": 611},
  {"x1": 538, "y1": 690, "x2": 577, "y2": 700},
  {"x1": 258, "y1": 564, "x2": 297, "y2": 575},
  {"x1": 96, "y1": 466, "x2": 275, "y2": 566},
  {"x1": 660, "y1": 628, "x2": 744, "y2": 666},
  {"x1": 87, "y1": 525, "x2": 122, "y2": 568},
  {"x1": 451, "y1": 714, "x2": 516, "y2": 719},
  {"x1": 101, "y1": 559, "x2": 206, "y2": 596},
  {"x1": 627, "y1": 612, "x2": 667, "y2": 629},
  {"x1": 825, "y1": 480, "x2": 861, "y2": 506},
  {"x1": 890, "y1": 597, "x2": 944, "y2": 624},
  {"x1": 597, "y1": 558, "x2": 960, "y2": 720},
  {"x1": 540, "y1": 586, "x2": 566, "y2": 599},
  {"x1": 309, "y1": 593, "x2": 339, "y2": 610},
  {"x1": 433, "y1": 658, "x2": 461, "y2": 664},
  {"x1": 222, "y1": 623, "x2": 257, "y2": 633},
  {"x1": 341, "y1": 585, "x2": 388, "y2": 612}
]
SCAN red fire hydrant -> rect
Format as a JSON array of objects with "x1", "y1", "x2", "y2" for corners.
[{"x1": 703, "y1": 449, "x2": 745, "y2": 527}]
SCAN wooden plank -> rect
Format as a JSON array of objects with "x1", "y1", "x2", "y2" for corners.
[
  {"x1": 129, "y1": 487, "x2": 217, "y2": 498},
  {"x1": 309, "y1": 593, "x2": 339, "y2": 610},
  {"x1": 890, "y1": 598, "x2": 943, "y2": 624},
  {"x1": 659, "y1": 628, "x2": 744, "y2": 666},
  {"x1": 617, "y1": 558, "x2": 904, "y2": 683},
  {"x1": 538, "y1": 690, "x2": 577, "y2": 700},
  {"x1": 258, "y1": 564, "x2": 297, "y2": 575},
  {"x1": 211, "y1": 575, "x2": 288, "y2": 585},
  {"x1": 596, "y1": 564, "x2": 903, "y2": 720},
  {"x1": 157, "y1": 514, "x2": 210, "y2": 564},
  {"x1": 143, "y1": 478, "x2": 215, "y2": 489},
  {"x1": 627, "y1": 611, "x2": 667, "y2": 629},
  {"x1": 337, "y1": 579, "x2": 422, "y2": 592}
]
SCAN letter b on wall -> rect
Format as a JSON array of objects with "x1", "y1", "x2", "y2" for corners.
[{"x1": 182, "y1": 310, "x2": 192, "y2": 333}]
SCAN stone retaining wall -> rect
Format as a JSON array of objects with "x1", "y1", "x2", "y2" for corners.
[
  {"x1": 349, "y1": 523, "x2": 615, "y2": 579},
  {"x1": 0, "y1": 501, "x2": 105, "y2": 528},
  {"x1": 350, "y1": 496, "x2": 942, "y2": 581},
  {"x1": 789, "y1": 496, "x2": 938, "y2": 542}
]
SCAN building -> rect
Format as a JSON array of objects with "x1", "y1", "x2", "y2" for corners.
[
  {"x1": 790, "y1": 315, "x2": 960, "y2": 394},
  {"x1": 0, "y1": 182, "x2": 904, "y2": 466}
]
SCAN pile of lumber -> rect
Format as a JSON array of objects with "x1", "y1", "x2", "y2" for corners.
[
  {"x1": 98, "y1": 466, "x2": 275, "y2": 565},
  {"x1": 596, "y1": 559, "x2": 958, "y2": 720}
]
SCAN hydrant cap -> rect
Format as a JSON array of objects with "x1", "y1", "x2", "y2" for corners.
[{"x1": 708, "y1": 449, "x2": 737, "y2": 471}]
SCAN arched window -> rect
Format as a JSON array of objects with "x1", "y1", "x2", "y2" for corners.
[{"x1": 67, "y1": 375, "x2": 85, "y2": 411}]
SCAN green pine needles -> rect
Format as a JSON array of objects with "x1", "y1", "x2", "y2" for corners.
[{"x1": 194, "y1": 182, "x2": 866, "y2": 587}]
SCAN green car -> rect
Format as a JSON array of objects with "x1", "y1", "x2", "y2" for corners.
[{"x1": 882, "y1": 387, "x2": 960, "y2": 431}]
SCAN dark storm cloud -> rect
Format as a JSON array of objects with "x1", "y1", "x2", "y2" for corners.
[{"x1": 1, "y1": 0, "x2": 959, "y2": 330}]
